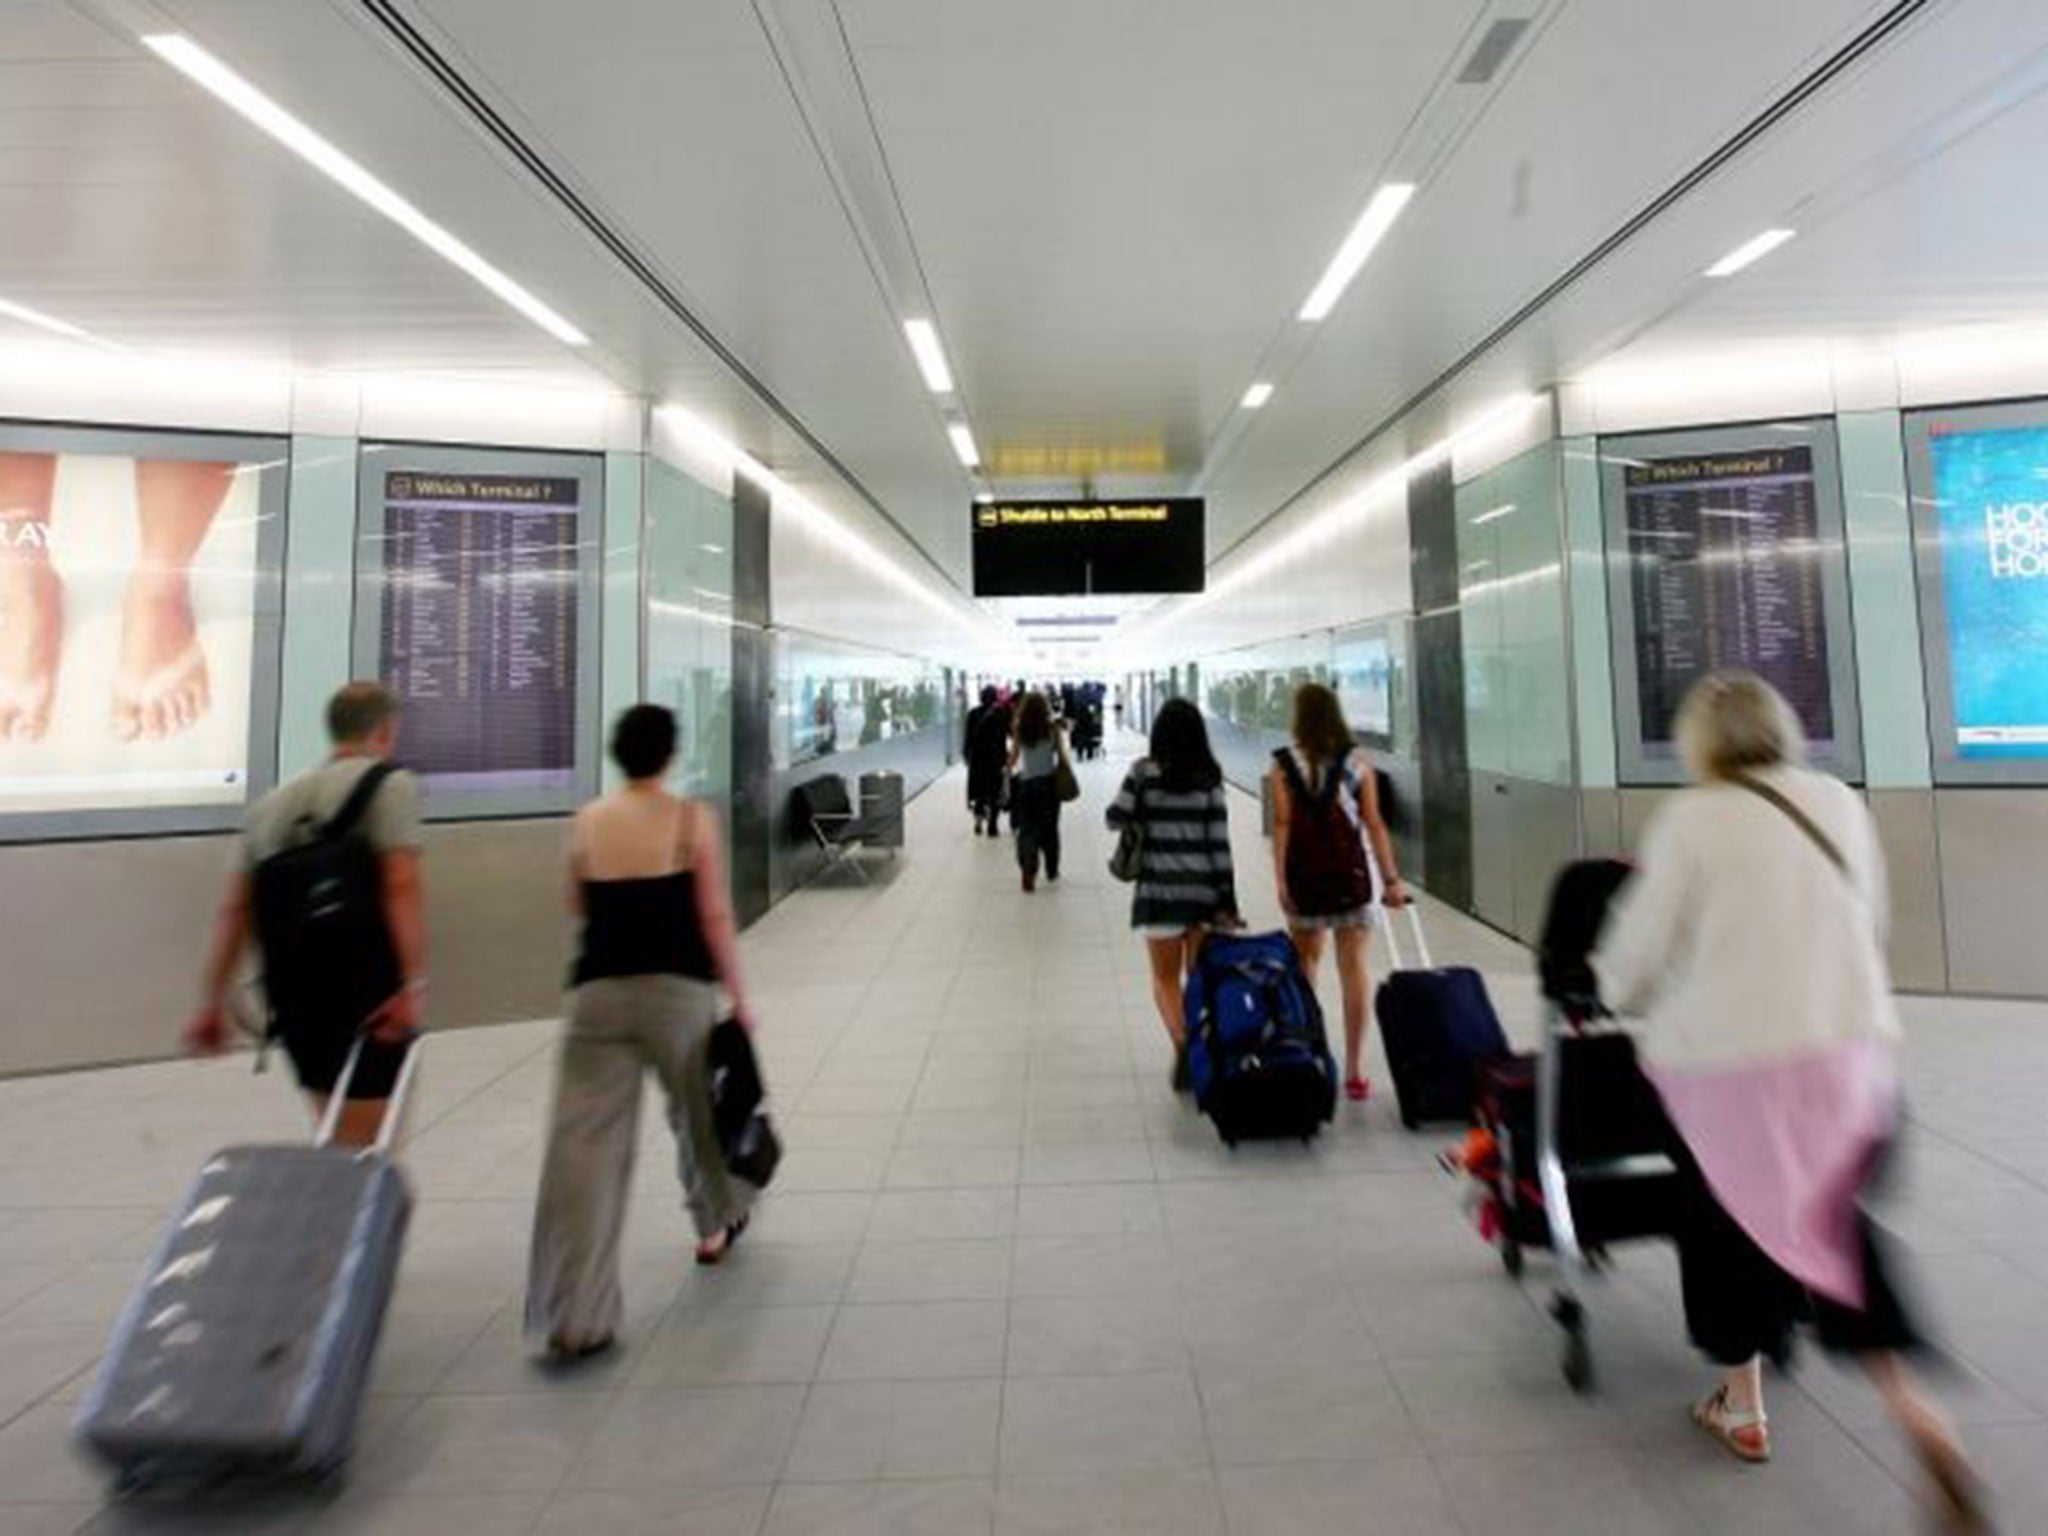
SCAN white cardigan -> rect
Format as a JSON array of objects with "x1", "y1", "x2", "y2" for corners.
[{"x1": 1592, "y1": 766, "x2": 1901, "y2": 1074}]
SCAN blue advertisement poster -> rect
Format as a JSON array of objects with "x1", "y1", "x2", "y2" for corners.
[{"x1": 1930, "y1": 422, "x2": 2048, "y2": 757}]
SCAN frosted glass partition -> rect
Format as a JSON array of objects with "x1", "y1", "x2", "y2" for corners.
[
  {"x1": 1458, "y1": 442, "x2": 1571, "y2": 785},
  {"x1": 644, "y1": 458, "x2": 735, "y2": 806}
]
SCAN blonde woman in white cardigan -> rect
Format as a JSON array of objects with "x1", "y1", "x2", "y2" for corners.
[{"x1": 1594, "y1": 672, "x2": 1983, "y2": 1532}]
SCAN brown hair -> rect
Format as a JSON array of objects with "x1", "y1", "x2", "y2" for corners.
[
  {"x1": 1290, "y1": 682, "x2": 1353, "y2": 768},
  {"x1": 1016, "y1": 691, "x2": 1052, "y2": 747},
  {"x1": 326, "y1": 680, "x2": 402, "y2": 745}
]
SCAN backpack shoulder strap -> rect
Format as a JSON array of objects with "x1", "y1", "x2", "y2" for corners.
[
  {"x1": 1273, "y1": 747, "x2": 1313, "y2": 799},
  {"x1": 326, "y1": 761, "x2": 397, "y2": 842}
]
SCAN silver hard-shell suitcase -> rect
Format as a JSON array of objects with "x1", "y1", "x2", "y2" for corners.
[{"x1": 74, "y1": 1038, "x2": 420, "y2": 1490}]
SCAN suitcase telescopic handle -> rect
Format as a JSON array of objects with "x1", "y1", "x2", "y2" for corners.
[
  {"x1": 1378, "y1": 901, "x2": 1433, "y2": 971},
  {"x1": 315, "y1": 1032, "x2": 424, "y2": 1158}
]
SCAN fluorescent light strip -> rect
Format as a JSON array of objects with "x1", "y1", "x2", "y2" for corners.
[
  {"x1": 903, "y1": 318, "x2": 955, "y2": 393},
  {"x1": 1704, "y1": 227, "x2": 1795, "y2": 278},
  {"x1": 1241, "y1": 381, "x2": 1274, "y2": 410},
  {"x1": 1471, "y1": 503, "x2": 1516, "y2": 525},
  {"x1": 0, "y1": 294, "x2": 121, "y2": 351},
  {"x1": 1298, "y1": 183, "x2": 1416, "y2": 322},
  {"x1": 142, "y1": 34, "x2": 588, "y2": 347},
  {"x1": 947, "y1": 423, "x2": 980, "y2": 468}
]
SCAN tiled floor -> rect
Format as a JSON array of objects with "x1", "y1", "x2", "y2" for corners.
[{"x1": 4, "y1": 743, "x2": 2048, "y2": 1532}]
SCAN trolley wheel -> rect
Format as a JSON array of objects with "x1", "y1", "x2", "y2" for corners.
[{"x1": 1500, "y1": 1240, "x2": 1524, "y2": 1278}]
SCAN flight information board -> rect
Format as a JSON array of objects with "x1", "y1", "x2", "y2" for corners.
[
  {"x1": 972, "y1": 498, "x2": 1204, "y2": 596},
  {"x1": 355, "y1": 447, "x2": 600, "y2": 816},
  {"x1": 1601, "y1": 424, "x2": 1861, "y2": 783}
]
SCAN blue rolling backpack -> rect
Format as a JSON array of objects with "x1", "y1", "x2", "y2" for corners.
[{"x1": 1184, "y1": 930, "x2": 1338, "y2": 1146}]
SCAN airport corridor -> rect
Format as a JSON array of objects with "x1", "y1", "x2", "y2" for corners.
[{"x1": 4, "y1": 748, "x2": 2048, "y2": 1534}]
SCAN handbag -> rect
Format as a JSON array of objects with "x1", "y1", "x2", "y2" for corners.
[
  {"x1": 706, "y1": 1017, "x2": 783, "y2": 1189},
  {"x1": 1108, "y1": 778, "x2": 1144, "y2": 882},
  {"x1": 1054, "y1": 742, "x2": 1080, "y2": 804}
]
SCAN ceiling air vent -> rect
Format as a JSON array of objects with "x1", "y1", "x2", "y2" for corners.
[{"x1": 1456, "y1": 17, "x2": 1531, "y2": 84}]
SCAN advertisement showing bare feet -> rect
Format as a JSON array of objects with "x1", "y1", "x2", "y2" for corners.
[{"x1": 0, "y1": 432, "x2": 275, "y2": 816}]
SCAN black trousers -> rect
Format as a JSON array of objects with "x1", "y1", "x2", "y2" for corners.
[
  {"x1": 1012, "y1": 776, "x2": 1061, "y2": 879},
  {"x1": 1667, "y1": 1133, "x2": 1919, "y2": 1367}
]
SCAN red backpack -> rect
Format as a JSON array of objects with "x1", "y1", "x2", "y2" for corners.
[{"x1": 1276, "y1": 749, "x2": 1374, "y2": 917}]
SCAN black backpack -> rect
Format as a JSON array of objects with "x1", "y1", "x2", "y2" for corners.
[
  {"x1": 1275, "y1": 749, "x2": 1374, "y2": 917},
  {"x1": 251, "y1": 764, "x2": 402, "y2": 1040}
]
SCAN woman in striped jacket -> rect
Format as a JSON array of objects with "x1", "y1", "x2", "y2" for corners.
[{"x1": 1106, "y1": 698, "x2": 1241, "y2": 1090}]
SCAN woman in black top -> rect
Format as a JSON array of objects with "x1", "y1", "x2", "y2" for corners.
[
  {"x1": 526, "y1": 706, "x2": 758, "y2": 1360},
  {"x1": 1106, "y1": 699, "x2": 1240, "y2": 1089}
]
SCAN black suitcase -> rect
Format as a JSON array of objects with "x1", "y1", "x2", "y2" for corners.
[
  {"x1": 1376, "y1": 907, "x2": 1509, "y2": 1129},
  {"x1": 74, "y1": 1038, "x2": 420, "y2": 1491},
  {"x1": 1474, "y1": 1037, "x2": 1681, "y2": 1256}
]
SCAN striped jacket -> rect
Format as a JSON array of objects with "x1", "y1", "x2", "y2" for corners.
[{"x1": 1105, "y1": 758, "x2": 1238, "y2": 930}]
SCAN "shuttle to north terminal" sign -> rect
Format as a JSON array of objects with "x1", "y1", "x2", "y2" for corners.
[{"x1": 971, "y1": 497, "x2": 1204, "y2": 596}]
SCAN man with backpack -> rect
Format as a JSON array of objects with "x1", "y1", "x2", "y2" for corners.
[{"x1": 184, "y1": 681, "x2": 427, "y2": 1147}]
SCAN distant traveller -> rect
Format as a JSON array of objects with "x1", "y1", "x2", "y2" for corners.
[
  {"x1": 1007, "y1": 690, "x2": 1070, "y2": 891},
  {"x1": 966, "y1": 686, "x2": 1012, "y2": 838}
]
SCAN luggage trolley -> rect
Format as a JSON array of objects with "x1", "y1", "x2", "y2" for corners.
[{"x1": 1469, "y1": 860, "x2": 1681, "y2": 1392}]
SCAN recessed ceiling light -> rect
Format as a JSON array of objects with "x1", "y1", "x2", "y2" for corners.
[
  {"x1": 947, "y1": 423, "x2": 980, "y2": 468},
  {"x1": 142, "y1": 33, "x2": 588, "y2": 347},
  {"x1": 1299, "y1": 182, "x2": 1416, "y2": 321},
  {"x1": 1241, "y1": 382, "x2": 1275, "y2": 410},
  {"x1": 974, "y1": 492, "x2": 994, "y2": 504},
  {"x1": 903, "y1": 318, "x2": 955, "y2": 393},
  {"x1": 1704, "y1": 228, "x2": 1796, "y2": 278},
  {"x1": 0, "y1": 294, "x2": 120, "y2": 351}
]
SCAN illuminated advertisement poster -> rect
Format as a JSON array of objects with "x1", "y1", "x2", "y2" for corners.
[
  {"x1": 1926, "y1": 420, "x2": 2048, "y2": 759},
  {"x1": 358, "y1": 445, "x2": 600, "y2": 815},
  {"x1": 1601, "y1": 423, "x2": 1860, "y2": 783},
  {"x1": 0, "y1": 425, "x2": 282, "y2": 828}
]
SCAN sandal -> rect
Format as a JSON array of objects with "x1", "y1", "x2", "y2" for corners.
[
  {"x1": 1344, "y1": 1077, "x2": 1370, "y2": 1102},
  {"x1": 694, "y1": 1213, "x2": 750, "y2": 1266},
  {"x1": 1692, "y1": 1386, "x2": 1770, "y2": 1463}
]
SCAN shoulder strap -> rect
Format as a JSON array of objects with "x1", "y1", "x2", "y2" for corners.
[
  {"x1": 326, "y1": 761, "x2": 396, "y2": 841},
  {"x1": 1728, "y1": 772, "x2": 1848, "y2": 878}
]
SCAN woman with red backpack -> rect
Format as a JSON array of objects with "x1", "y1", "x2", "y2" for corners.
[{"x1": 1269, "y1": 682, "x2": 1410, "y2": 1103}]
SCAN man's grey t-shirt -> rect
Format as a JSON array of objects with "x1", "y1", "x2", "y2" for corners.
[{"x1": 242, "y1": 756, "x2": 424, "y2": 867}]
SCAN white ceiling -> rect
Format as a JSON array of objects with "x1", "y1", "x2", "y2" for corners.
[{"x1": 3, "y1": 0, "x2": 2048, "y2": 659}]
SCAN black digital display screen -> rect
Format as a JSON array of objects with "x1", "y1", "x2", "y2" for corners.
[
  {"x1": 1622, "y1": 447, "x2": 1834, "y2": 745},
  {"x1": 971, "y1": 498, "x2": 1205, "y2": 596},
  {"x1": 377, "y1": 470, "x2": 581, "y2": 793},
  {"x1": 1599, "y1": 420, "x2": 1862, "y2": 785}
]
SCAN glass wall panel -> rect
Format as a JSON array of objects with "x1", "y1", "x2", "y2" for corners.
[
  {"x1": 1457, "y1": 442, "x2": 1572, "y2": 787},
  {"x1": 776, "y1": 630, "x2": 943, "y2": 772},
  {"x1": 644, "y1": 458, "x2": 734, "y2": 806}
]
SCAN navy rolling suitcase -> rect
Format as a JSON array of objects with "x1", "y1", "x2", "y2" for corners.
[
  {"x1": 74, "y1": 1038, "x2": 420, "y2": 1492},
  {"x1": 1375, "y1": 907, "x2": 1508, "y2": 1130},
  {"x1": 1185, "y1": 930, "x2": 1339, "y2": 1146}
]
